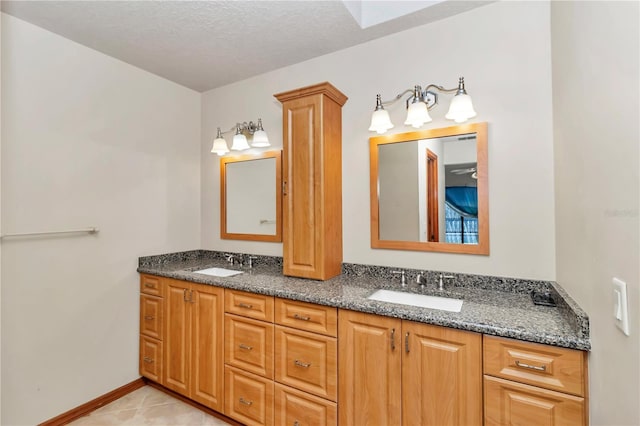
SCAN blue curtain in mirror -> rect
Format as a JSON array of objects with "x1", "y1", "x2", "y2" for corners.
[{"x1": 445, "y1": 186, "x2": 478, "y2": 244}]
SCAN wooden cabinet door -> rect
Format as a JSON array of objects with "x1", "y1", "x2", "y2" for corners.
[
  {"x1": 191, "y1": 284, "x2": 224, "y2": 411},
  {"x1": 402, "y1": 321, "x2": 482, "y2": 426},
  {"x1": 484, "y1": 376, "x2": 586, "y2": 426},
  {"x1": 140, "y1": 294, "x2": 163, "y2": 340},
  {"x1": 164, "y1": 280, "x2": 191, "y2": 395},
  {"x1": 140, "y1": 335, "x2": 163, "y2": 383},
  {"x1": 338, "y1": 310, "x2": 401, "y2": 426}
]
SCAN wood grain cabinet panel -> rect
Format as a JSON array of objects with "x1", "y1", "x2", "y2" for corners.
[
  {"x1": 274, "y1": 326, "x2": 337, "y2": 401},
  {"x1": 140, "y1": 294, "x2": 163, "y2": 340},
  {"x1": 338, "y1": 310, "x2": 402, "y2": 426},
  {"x1": 275, "y1": 298, "x2": 337, "y2": 337},
  {"x1": 226, "y1": 289, "x2": 274, "y2": 322},
  {"x1": 225, "y1": 366, "x2": 274, "y2": 426},
  {"x1": 274, "y1": 383, "x2": 337, "y2": 426},
  {"x1": 275, "y1": 82, "x2": 348, "y2": 280},
  {"x1": 140, "y1": 335, "x2": 163, "y2": 383},
  {"x1": 225, "y1": 314, "x2": 274, "y2": 379},
  {"x1": 140, "y1": 274, "x2": 164, "y2": 297},
  {"x1": 402, "y1": 321, "x2": 482, "y2": 426},
  {"x1": 484, "y1": 376, "x2": 585, "y2": 426},
  {"x1": 163, "y1": 279, "x2": 224, "y2": 412},
  {"x1": 484, "y1": 335, "x2": 586, "y2": 397}
]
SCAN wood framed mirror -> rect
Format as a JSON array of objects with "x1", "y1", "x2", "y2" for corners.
[
  {"x1": 370, "y1": 122, "x2": 488, "y2": 254},
  {"x1": 220, "y1": 151, "x2": 282, "y2": 242}
]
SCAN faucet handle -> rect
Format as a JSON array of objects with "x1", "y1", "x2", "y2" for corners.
[
  {"x1": 438, "y1": 273, "x2": 455, "y2": 290},
  {"x1": 392, "y1": 270, "x2": 407, "y2": 287},
  {"x1": 416, "y1": 273, "x2": 427, "y2": 287},
  {"x1": 247, "y1": 256, "x2": 258, "y2": 268},
  {"x1": 224, "y1": 253, "x2": 235, "y2": 263}
]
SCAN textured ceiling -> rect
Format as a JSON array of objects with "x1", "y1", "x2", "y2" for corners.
[{"x1": 1, "y1": 1, "x2": 492, "y2": 92}]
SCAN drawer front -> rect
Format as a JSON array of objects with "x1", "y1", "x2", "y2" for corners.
[
  {"x1": 140, "y1": 335, "x2": 163, "y2": 383},
  {"x1": 274, "y1": 326, "x2": 337, "y2": 401},
  {"x1": 226, "y1": 314, "x2": 274, "y2": 379},
  {"x1": 484, "y1": 335, "x2": 586, "y2": 396},
  {"x1": 225, "y1": 366, "x2": 274, "y2": 426},
  {"x1": 140, "y1": 275, "x2": 164, "y2": 297},
  {"x1": 140, "y1": 295, "x2": 163, "y2": 340},
  {"x1": 275, "y1": 298, "x2": 337, "y2": 337},
  {"x1": 226, "y1": 289, "x2": 274, "y2": 322},
  {"x1": 274, "y1": 383, "x2": 337, "y2": 426},
  {"x1": 484, "y1": 376, "x2": 586, "y2": 426}
]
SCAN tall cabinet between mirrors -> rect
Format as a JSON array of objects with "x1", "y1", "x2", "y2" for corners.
[{"x1": 275, "y1": 83, "x2": 348, "y2": 281}]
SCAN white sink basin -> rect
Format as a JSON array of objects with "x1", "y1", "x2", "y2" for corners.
[
  {"x1": 193, "y1": 267, "x2": 243, "y2": 277},
  {"x1": 367, "y1": 289, "x2": 463, "y2": 312}
]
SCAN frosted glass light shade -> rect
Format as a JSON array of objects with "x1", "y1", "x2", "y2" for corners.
[
  {"x1": 251, "y1": 130, "x2": 270, "y2": 147},
  {"x1": 369, "y1": 109, "x2": 394, "y2": 134},
  {"x1": 231, "y1": 133, "x2": 250, "y2": 150},
  {"x1": 404, "y1": 102, "x2": 432, "y2": 128},
  {"x1": 211, "y1": 137, "x2": 230, "y2": 155},
  {"x1": 445, "y1": 93, "x2": 477, "y2": 123}
]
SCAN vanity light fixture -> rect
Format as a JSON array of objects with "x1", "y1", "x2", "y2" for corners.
[
  {"x1": 369, "y1": 77, "x2": 477, "y2": 134},
  {"x1": 210, "y1": 118, "x2": 270, "y2": 155}
]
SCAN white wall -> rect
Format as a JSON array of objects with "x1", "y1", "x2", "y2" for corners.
[
  {"x1": 1, "y1": 14, "x2": 201, "y2": 425},
  {"x1": 551, "y1": 2, "x2": 640, "y2": 424},
  {"x1": 201, "y1": 1, "x2": 556, "y2": 280}
]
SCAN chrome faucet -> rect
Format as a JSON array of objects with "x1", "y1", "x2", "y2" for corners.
[
  {"x1": 247, "y1": 256, "x2": 258, "y2": 269},
  {"x1": 438, "y1": 273, "x2": 454, "y2": 290},
  {"x1": 224, "y1": 253, "x2": 243, "y2": 266},
  {"x1": 392, "y1": 270, "x2": 407, "y2": 287},
  {"x1": 416, "y1": 273, "x2": 428, "y2": 288}
]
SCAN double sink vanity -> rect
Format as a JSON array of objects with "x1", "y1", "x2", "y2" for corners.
[
  {"x1": 138, "y1": 82, "x2": 589, "y2": 425},
  {"x1": 138, "y1": 250, "x2": 590, "y2": 426}
]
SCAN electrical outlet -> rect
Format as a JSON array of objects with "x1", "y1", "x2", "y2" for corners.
[{"x1": 613, "y1": 278, "x2": 630, "y2": 336}]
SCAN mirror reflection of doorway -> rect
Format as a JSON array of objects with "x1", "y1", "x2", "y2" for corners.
[{"x1": 426, "y1": 149, "x2": 439, "y2": 242}]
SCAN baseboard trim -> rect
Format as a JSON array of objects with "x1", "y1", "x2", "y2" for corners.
[
  {"x1": 146, "y1": 381, "x2": 242, "y2": 426},
  {"x1": 39, "y1": 378, "x2": 146, "y2": 426}
]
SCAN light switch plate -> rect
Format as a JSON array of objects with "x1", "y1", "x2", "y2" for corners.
[{"x1": 613, "y1": 278, "x2": 630, "y2": 336}]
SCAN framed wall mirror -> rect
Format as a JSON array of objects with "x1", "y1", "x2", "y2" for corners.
[
  {"x1": 221, "y1": 151, "x2": 282, "y2": 242},
  {"x1": 370, "y1": 122, "x2": 488, "y2": 254}
]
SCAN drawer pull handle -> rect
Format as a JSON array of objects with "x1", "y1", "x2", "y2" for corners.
[
  {"x1": 239, "y1": 344, "x2": 253, "y2": 351},
  {"x1": 390, "y1": 328, "x2": 396, "y2": 351},
  {"x1": 293, "y1": 313, "x2": 310, "y2": 321},
  {"x1": 144, "y1": 283, "x2": 155, "y2": 288},
  {"x1": 143, "y1": 357, "x2": 154, "y2": 364},
  {"x1": 293, "y1": 314, "x2": 311, "y2": 321},
  {"x1": 515, "y1": 360, "x2": 546, "y2": 371},
  {"x1": 238, "y1": 302, "x2": 253, "y2": 309},
  {"x1": 405, "y1": 332, "x2": 410, "y2": 353},
  {"x1": 239, "y1": 397, "x2": 253, "y2": 406},
  {"x1": 294, "y1": 359, "x2": 311, "y2": 368},
  {"x1": 144, "y1": 315, "x2": 154, "y2": 320}
]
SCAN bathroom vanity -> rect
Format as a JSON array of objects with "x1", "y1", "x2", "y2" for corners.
[{"x1": 138, "y1": 250, "x2": 590, "y2": 426}]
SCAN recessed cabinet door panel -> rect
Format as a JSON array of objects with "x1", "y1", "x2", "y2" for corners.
[
  {"x1": 484, "y1": 376, "x2": 585, "y2": 426},
  {"x1": 140, "y1": 335, "x2": 163, "y2": 383},
  {"x1": 274, "y1": 383, "x2": 337, "y2": 426},
  {"x1": 140, "y1": 294, "x2": 163, "y2": 340},
  {"x1": 402, "y1": 321, "x2": 482, "y2": 426},
  {"x1": 164, "y1": 280, "x2": 190, "y2": 395},
  {"x1": 225, "y1": 314, "x2": 274, "y2": 379},
  {"x1": 284, "y1": 98, "x2": 319, "y2": 273},
  {"x1": 191, "y1": 285, "x2": 224, "y2": 411},
  {"x1": 225, "y1": 366, "x2": 274, "y2": 426},
  {"x1": 338, "y1": 310, "x2": 401, "y2": 426},
  {"x1": 274, "y1": 326, "x2": 337, "y2": 401}
]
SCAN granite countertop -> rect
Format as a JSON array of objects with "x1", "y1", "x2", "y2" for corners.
[{"x1": 138, "y1": 250, "x2": 591, "y2": 351}]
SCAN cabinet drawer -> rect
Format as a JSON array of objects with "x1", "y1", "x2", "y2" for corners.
[
  {"x1": 275, "y1": 326, "x2": 337, "y2": 401},
  {"x1": 484, "y1": 375, "x2": 585, "y2": 426},
  {"x1": 140, "y1": 335, "x2": 163, "y2": 383},
  {"x1": 275, "y1": 298, "x2": 337, "y2": 337},
  {"x1": 140, "y1": 295, "x2": 163, "y2": 340},
  {"x1": 226, "y1": 289, "x2": 274, "y2": 322},
  {"x1": 484, "y1": 335, "x2": 586, "y2": 397},
  {"x1": 274, "y1": 383, "x2": 337, "y2": 426},
  {"x1": 140, "y1": 275, "x2": 164, "y2": 297},
  {"x1": 225, "y1": 366, "x2": 274, "y2": 426},
  {"x1": 225, "y1": 314, "x2": 274, "y2": 379}
]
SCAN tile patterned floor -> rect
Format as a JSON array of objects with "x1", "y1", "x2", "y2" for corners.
[{"x1": 68, "y1": 386, "x2": 232, "y2": 426}]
